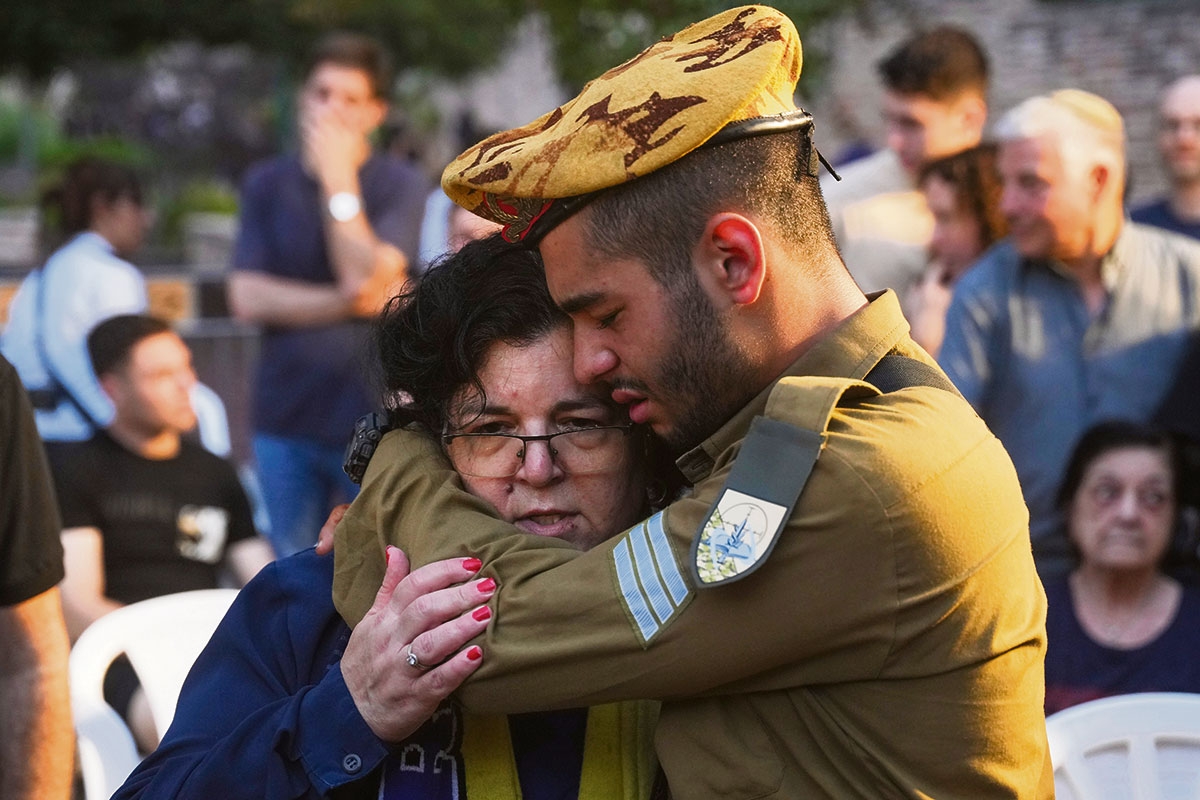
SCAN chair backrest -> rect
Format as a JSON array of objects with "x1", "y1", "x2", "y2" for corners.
[
  {"x1": 69, "y1": 588, "x2": 239, "y2": 800},
  {"x1": 1046, "y1": 692, "x2": 1200, "y2": 800}
]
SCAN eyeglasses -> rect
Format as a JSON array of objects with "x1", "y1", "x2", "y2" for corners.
[{"x1": 442, "y1": 425, "x2": 634, "y2": 478}]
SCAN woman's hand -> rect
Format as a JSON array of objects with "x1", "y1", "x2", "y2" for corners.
[{"x1": 340, "y1": 546, "x2": 494, "y2": 742}]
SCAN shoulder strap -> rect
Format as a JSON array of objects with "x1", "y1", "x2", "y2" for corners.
[
  {"x1": 764, "y1": 374, "x2": 880, "y2": 437},
  {"x1": 34, "y1": 262, "x2": 102, "y2": 428},
  {"x1": 864, "y1": 352, "x2": 961, "y2": 397}
]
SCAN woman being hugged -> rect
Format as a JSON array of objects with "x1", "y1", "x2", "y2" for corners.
[{"x1": 115, "y1": 234, "x2": 665, "y2": 800}]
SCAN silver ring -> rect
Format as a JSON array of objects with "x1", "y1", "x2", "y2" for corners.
[{"x1": 404, "y1": 643, "x2": 429, "y2": 671}]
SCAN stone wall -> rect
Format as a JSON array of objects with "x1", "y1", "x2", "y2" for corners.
[{"x1": 807, "y1": 0, "x2": 1200, "y2": 203}]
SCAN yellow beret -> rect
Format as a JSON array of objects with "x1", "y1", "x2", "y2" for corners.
[{"x1": 441, "y1": 5, "x2": 807, "y2": 244}]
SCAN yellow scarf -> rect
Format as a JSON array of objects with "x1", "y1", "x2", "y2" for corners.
[{"x1": 461, "y1": 701, "x2": 659, "y2": 800}]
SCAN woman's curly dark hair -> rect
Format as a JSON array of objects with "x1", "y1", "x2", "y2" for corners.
[{"x1": 373, "y1": 232, "x2": 568, "y2": 432}]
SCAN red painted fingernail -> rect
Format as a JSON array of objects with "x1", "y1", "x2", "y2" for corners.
[
  {"x1": 472, "y1": 606, "x2": 491, "y2": 621},
  {"x1": 476, "y1": 577, "x2": 496, "y2": 593},
  {"x1": 462, "y1": 557, "x2": 482, "y2": 572},
  {"x1": 467, "y1": 646, "x2": 483, "y2": 661}
]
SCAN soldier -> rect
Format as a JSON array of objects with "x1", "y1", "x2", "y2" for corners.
[{"x1": 334, "y1": 6, "x2": 1052, "y2": 797}]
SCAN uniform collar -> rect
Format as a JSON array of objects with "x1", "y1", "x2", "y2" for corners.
[{"x1": 677, "y1": 290, "x2": 909, "y2": 483}]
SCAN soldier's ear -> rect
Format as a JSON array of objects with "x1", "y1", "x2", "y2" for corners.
[{"x1": 696, "y1": 213, "x2": 766, "y2": 307}]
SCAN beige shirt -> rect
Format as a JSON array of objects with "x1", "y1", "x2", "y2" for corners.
[{"x1": 822, "y1": 150, "x2": 933, "y2": 307}]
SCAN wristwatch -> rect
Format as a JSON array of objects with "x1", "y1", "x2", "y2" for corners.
[{"x1": 328, "y1": 191, "x2": 362, "y2": 222}]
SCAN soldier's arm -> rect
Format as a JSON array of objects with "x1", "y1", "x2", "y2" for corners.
[{"x1": 334, "y1": 426, "x2": 897, "y2": 714}]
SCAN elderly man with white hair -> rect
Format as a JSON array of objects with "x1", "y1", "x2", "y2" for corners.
[{"x1": 940, "y1": 89, "x2": 1200, "y2": 579}]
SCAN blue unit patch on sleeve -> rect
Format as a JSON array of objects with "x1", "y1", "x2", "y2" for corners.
[{"x1": 612, "y1": 511, "x2": 692, "y2": 645}]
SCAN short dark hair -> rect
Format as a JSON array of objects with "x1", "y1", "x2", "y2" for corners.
[
  {"x1": 919, "y1": 143, "x2": 1007, "y2": 249},
  {"x1": 374, "y1": 233, "x2": 568, "y2": 432},
  {"x1": 88, "y1": 315, "x2": 172, "y2": 378},
  {"x1": 1056, "y1": 420, "x2": 1181, "y2": 511},
  {"x1": 43, "y1": 157, "x2": 142, "y2": 237},
  {"x1": 582, "y1": 130, "x2": 838, "y2": 288},
  {"x1": 877, "y1": 26, "x2": 989, "y2": 102},
  {"x1": 304, "y1": 31, "x2": 392, "y2": 98}
]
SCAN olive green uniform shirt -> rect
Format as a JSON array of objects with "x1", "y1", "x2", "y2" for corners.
[{"x1": 334, "y1": 291, "x2": 1054, "y2": 799}]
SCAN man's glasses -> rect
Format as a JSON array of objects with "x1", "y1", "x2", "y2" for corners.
[{"x1": 442, "y1": 425, "x2": 633, "y2": 478}]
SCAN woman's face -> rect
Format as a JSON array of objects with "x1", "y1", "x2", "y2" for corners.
[
  {"x1": 446, "y1": 326, "x2": 647, "y2": 552},
  {"x1": 923, "y1": 174, "x2": 985, "y2": 279},
  {"x1": 1068, "y1": 446, "x2": 1176, "y2": 572},
  {"x1": 93, "y1": 193, "x2": 150, "y2": 257}
]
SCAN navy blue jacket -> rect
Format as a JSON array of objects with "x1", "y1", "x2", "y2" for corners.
[
  {"x1": 113, "y1": 550, "x2": 388, "y2": 799},
  {"x1": 114, "y1": 549, "x2": 590, "y2": 800}
]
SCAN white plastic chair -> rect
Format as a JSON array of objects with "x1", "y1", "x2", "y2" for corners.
[
  {"x1": 69, "y1": 588, "x2": 239, "y2": 800},
  {"x1": 1046, "y1": 692, "x2": 1200, "y2": 800}
]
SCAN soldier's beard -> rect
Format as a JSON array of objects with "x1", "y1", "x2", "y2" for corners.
[{"x1": 653, "y1": 274, "x2": 759, "y2": 456}]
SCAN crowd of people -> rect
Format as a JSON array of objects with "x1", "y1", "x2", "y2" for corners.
[{"x1": 3, "y1": 5, "x2": 1200, "y2": 799}]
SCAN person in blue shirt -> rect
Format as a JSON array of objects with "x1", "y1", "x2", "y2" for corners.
[
  {"x1": 227, "y1": 32, "x2": 429, "y2": 558},
  {"x1": 115, "y1": 235, "x2": 663, "y2": 800},
  {"x1": 1, "y1": 158, "x2": 151, "y2": 443}
]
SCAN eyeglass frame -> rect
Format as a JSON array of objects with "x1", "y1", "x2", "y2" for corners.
[{"x1": 440, "y1": 424, "x2": 635, "y2": 478}]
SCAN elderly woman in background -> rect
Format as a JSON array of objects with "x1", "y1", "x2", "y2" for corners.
[
  {"x1": 907, "y1": 143, "x2": 1007, "y2": 356},
  {"x1": 1044, "y1": 419, "x2": 1200, "y2": 714}
]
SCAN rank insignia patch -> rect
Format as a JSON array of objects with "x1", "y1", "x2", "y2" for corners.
[
  {"x1": 693, "y1": 489, "x2": 788, "y2": 585},
  {"x1": 613, "y1": 512, "x2": 691, "y2": 644}
]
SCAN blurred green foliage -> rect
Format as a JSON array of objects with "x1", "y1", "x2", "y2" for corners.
[
  {"x1": 0, "y1": 98, "x2": 153, "y2": 209},
  {"x1": 0, "y1": 100, "x2": 152, "y2": 169},
  {"x1": 0, "y1": 0, "x2": 526, "y2": 80},
  {"x1": 160, "y1": 178, "x2": 239, "y2": 246},
  {"x1": 1, "y1": 0, "x2": 852, "y2": 89},
  {"x1": 537, "y1": 0, "x2": 855, "y2": 90}
]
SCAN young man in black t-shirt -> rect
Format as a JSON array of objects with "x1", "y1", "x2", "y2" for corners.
[{"x1": 50, "y1": 315, "x2": 273, "y2": 749}]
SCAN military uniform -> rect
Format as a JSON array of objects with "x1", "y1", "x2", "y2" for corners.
[{"x1": 334, "y1": 290, "x2": 1052, "y2": 798}]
